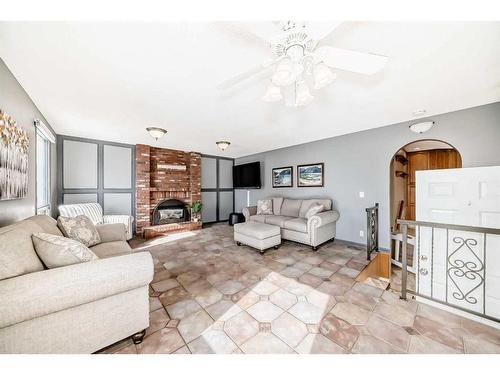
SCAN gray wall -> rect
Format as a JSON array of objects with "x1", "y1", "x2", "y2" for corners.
[
  {"x1": 235, "y1": 102, "x2": 500, "y2": 249},
  {"x1": 57, "y1": 135, "x2": 135, "y2": 221},
  {"x1": 201, "y1": 154, "x2": 234, "y2": 223},
  {"x1": 0, "y1": 58, "x2": 57, "y2": 226}
]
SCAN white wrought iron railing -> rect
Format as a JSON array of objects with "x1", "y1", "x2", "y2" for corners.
[{"x1": 398, "y1": 219, "x2": 500, "y2": 323}]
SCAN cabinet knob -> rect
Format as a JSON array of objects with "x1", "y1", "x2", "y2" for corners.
[{"x1": 420, "y1": 255, "x2": 428, "y2": 261}]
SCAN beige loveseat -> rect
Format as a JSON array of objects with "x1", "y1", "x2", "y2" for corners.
[
  {"x1": 242, "y1": 198, "x2": 340, "y2": 250},
  {"x1": 0, "y1": 215, "x2": 153, "y2": 354}
]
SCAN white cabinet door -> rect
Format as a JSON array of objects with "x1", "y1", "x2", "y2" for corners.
[{"x1": 416, "y1": 166, "x2": 500, "y2": 317}]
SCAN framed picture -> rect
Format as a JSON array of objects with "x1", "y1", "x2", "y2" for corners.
[
  {"x1": 0, "y1": 110, "x2": 29, "y2": 201},
  {"x1": 272, "y1": 166, "x2": 293, "y2": 188},
  {"x1": 297, "y1": 163, "x2": 324, "y2": 187}
]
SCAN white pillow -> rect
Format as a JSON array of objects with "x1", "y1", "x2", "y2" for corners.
[
  {"x1": 305, "y1": 204, "x2": 324, "y2": 219},
  {"x1": 32, "y1": 232, "x2": 99, "y2": 269},
  {"x1": 256, "y1": 199, "x2": 273, "y2": 215}
]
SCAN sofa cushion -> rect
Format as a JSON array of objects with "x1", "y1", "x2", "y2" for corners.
[
  {"x1": 32, "y1": 232, "x2": 99, "y2": 269},
  {"x1": 263, "y1": 215, "x2": 293, "y2": 227},
  {"x1": 283, "y1": 218, "x2": 308, "y2": 233},
  {"x1": 256, "y1": 199, "x2": 273, "y2": 215},
  {"x1": 299, "y1": 199, "x2": 332, "y2": 218},
  {"x1": 249, "y1": 215, "x2": 271, "y2": 224},
  {"x1": 305, "y1": 204, "x2": 324, "y2": 219},
  {"x1": 95, "y1": 223, "x2": 126, "y2": 243},
  {"x1": 57, "y1": 215, "x2": 101, "y2": 247},
  {"x1": 234, "y1": 222, "x2": 280, "y2": 240},
  {"x1": 280, "y1": 199, "x2": 302, "y2": 217},
  {"x1": 90, "y1": 240, "x2": 132, "y2": 258},
  {"x1": 27, "y1": 215, "x2": 65, "y2": 236},
  {"x1": 0, "y1": 227, "x2": 45, "y2": 280},
  {"x1": 271, "y1": 197, "x2": 284, "y2": 215}
]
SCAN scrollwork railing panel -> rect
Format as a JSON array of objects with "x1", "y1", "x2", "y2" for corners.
[{"x1": 447, "y1": 234, "x2": 484, "y2": 307}]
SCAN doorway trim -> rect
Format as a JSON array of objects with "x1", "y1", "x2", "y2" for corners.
[{"x1": 387, "y1": 138, "x2": 463, "y2": 271}]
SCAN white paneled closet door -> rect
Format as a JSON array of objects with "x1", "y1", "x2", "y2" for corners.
[{"x1": 416, "y1": 166, "x2": 500, "y2": 319}]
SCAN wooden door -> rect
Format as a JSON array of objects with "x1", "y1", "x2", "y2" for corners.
[{"x1": 407, "y1": 152, "x2": 429, "y2": 220}]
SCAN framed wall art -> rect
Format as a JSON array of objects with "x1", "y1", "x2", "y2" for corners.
[
  {"x1": 0, "y1": 110, "x2": 29, "y2": 200},
  {"x1": 297, "y1": 162, "x2": 324, "y2": 187},
  {"x1": 272, "y1": 166, "x2": 293, "y2": 188}
]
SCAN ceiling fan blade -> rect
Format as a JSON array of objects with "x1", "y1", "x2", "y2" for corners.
[
  {"x1": 213, "y1": 21, "x2": 280, "y2": 47},
  {"x1": 316, "y1": 46, "x2": 388, "y2": 75},
  {"x1": 237, "y1": 21, "x2": 282, "y2": 44},
  {"x1": 306, "y1": 22, "x2": 343, "y2": 41},
  {"x1": 216, "y1": 59, "x2": 276, "y2": 90}
]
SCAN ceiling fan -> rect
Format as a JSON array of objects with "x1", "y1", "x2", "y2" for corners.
[{"x1": 217, "y1": 21, "x2": 388, "y2": 106}]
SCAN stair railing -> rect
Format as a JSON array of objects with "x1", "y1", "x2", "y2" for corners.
[
  {"x1": 365, "y1": 203, "x2": 379, "y2": 261},
  {"x1": 398, "y1": 219, "x2": 500, "y2": 323}
]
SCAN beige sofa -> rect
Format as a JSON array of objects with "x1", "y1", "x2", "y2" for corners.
[
  {"x1": 242, "y1": 198, "x2": 340, "y2": 250},
  {"x1": 0, "y1": 215, "x2": 153, "y2": 354}
]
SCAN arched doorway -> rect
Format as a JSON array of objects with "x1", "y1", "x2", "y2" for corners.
[{"x1": 389, "y1": 139, "x2": 462, "y2": 272}]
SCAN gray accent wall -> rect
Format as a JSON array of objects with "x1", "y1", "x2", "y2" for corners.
[
  {"x1": 0, "y1": 58, "x2": 57, "y2": 226},
  {"x1": 57, "y1": 135, "x2": 135, "y2": 223},
  {"x1": 235, "y1": 102, "x2": 500, "y2": 249},
  {"x1": 201, "y1": 154, "x2": 235, "y2": 223}
]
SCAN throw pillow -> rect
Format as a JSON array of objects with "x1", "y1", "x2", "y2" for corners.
[
  {"x1": 57, "y1": 215, "x2": 101, "y2": 247},
  {"x1": 305, "y1": 204, "x2": 324, "y2": 219},
  {"x1": 32, "y1": 233, "x2": 99, "y2": 269},
  {"x1": 0, "y1": 227, "x2": 45, "y2": 280},
  {"x1": 256, "y1": 199, "x2": 273, "y2": 215}
]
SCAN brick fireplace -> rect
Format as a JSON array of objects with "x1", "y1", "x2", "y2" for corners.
[{"x1": 135, "y1": 144, "x2": 201, "y2": 237}]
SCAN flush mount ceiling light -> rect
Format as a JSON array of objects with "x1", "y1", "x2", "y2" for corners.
[
  {"x1": 216, "y1": 141, "x2": 231, "y2": 151},
  {"x1": 217, "y1": 21, "x2": 388, "y2": 107},
  {"x1": 409, "y1": 121, "x2": 435, "y2": 134},
  {"x1": 146, "y1": 127, "x2": 167, "y2": 141}
]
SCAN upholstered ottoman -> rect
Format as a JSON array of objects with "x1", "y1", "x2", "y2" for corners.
[{"x1": 234, "y1": 222, "x2": 281, "y2": 254}]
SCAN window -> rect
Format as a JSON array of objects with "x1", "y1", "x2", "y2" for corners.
[{"x1": 36, "y1": 129, "x2": 51, "y2": 215}]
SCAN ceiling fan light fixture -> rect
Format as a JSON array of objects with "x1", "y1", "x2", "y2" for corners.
[
  {"x1": 295, "y1": 81, "x2": 314, "y2": 106},
  {"x1": 313, "y1": 63, "x2": 336, "y2": 90},
  {"x1": 262, "y1": 83, "x2": 283, "y2": 102},
  {"x1": 216, "y1": 141, "x2": 231, "y2": 151},
  {"x1": 409, "y1": 121, "x2": 435, "y2": 134},
  {"x1": 146, "y1": 127, "x2": 167, "y2": 140},
  {"x1": 272, "y1": 57, "x2": 295, "y2": 86}
]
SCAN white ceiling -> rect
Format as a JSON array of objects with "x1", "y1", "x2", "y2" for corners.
[{"x1": 1, "y1": 21, "x2": 499, "y2": 158}]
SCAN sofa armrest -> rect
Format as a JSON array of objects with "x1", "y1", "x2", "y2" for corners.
[
  {"x1": 96, "y1": 223, "x2": 127, "y2": 243},
  {"x1": 103, "y1": 215, "x2": 134, "y2": 240},
  {"x1": 308, "y1": 210, "x2": 340, "y2": 231},
  {"x1": 242, "y1": 206, "x2": 257, "y2": 221},
  {"x1": 0, "y1": 252, "x2": 153, "y2": 329}
]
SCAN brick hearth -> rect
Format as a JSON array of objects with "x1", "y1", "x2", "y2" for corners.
[{"x1": 135, "y1": 144, "x2": 201, "y2": 235}]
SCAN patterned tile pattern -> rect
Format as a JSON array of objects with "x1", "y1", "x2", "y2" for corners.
[{"x1": 98, "y1": 223, "x2": 500, "y2": 354}]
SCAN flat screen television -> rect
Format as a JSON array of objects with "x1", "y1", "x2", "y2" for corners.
[{"x1": 233, "y1": 162, "x2": 261, "y2": 189}]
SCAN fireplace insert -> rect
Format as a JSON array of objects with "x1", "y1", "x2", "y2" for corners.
[{"x1": 152, "y1": 199, "x2": 189, "y2": 225}]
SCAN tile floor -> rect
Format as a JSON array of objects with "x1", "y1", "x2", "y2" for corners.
[{"x1": 99, "y1": 223, "x2": 500, "y2": 354}]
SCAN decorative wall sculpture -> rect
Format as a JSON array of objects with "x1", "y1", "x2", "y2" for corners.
[{"x1": 0, "y1": 109, "x2": 29, "y2": 200}]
